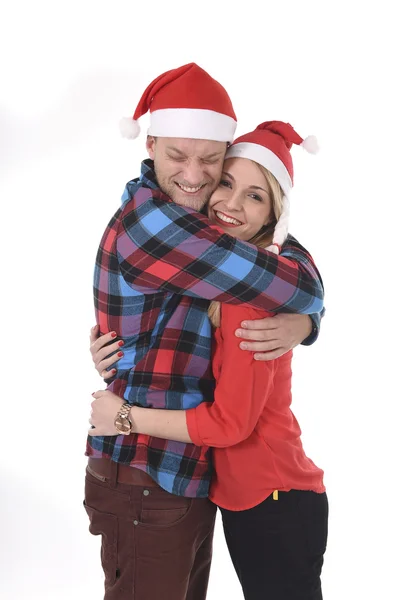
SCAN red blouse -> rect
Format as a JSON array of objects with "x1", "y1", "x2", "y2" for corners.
[{"x1": 186, "y1": 304, "x2": 325, "y2": 511}]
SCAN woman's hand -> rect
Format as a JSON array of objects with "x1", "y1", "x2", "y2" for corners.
[
  {"x1": 235, "y1": 314, "x2": 313, "y2": 360},
  {"x1": 88, "y1": 390, "x2": 125, "y2": 436},
  {"x1": 90, "y1": 325, "x2": 124, "y2": 379}
]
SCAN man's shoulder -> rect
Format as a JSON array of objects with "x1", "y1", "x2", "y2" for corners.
[
  {"x1": 282, "y1": 233, "x2": 313, "y2": 259},
  {"x1": 282, "y1": 234, "x2": 324, "y2": 291}
]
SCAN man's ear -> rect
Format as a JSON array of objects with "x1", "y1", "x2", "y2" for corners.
[{"x1": 146, "y1": 136, "x2": 156, "y2": 159}]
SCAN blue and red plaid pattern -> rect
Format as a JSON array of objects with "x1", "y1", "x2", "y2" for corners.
[{"x1": 86, "y1": 159, "x2": 324, "y2": 498}]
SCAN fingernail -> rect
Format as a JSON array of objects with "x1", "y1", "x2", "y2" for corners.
[
  {"x1": 254, "y1": 354, "x2": 261, "y2": 360},
  {"x1": 111, "y1": 369, "x2": 117, "y2": 374},
  {"x1": 118, "y1": 340, "x2": 124, "y2": 347},
  {"x1": 117, "y1": 351, "x2": 124, "y2": 357},
  {"x1": 241, "y1": 321, "x2": 248, "y2": 328},
  {"x1": 111, "y1": 332, "x2": 117, "y2": 338},
  {"x1": 236, "y1": 329, "x2": 243, "y2": 337},
  {"x1": 240, "y1": 342, "x2": 248, "y2": 350}
]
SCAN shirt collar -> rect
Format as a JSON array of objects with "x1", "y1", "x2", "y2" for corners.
[{"x1": 139, "y1": 158, "x2": 158, "y2": 190}]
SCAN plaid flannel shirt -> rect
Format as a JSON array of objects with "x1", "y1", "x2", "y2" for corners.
[{"x1": 86, "y1": 159, "x2": 324, "y2": 498}]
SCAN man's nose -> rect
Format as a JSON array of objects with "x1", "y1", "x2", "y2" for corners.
[{"x1": 181, "y1": 162, "x2": 206, "y2": 186}]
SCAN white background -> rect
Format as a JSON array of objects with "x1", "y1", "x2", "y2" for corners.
[{"x1": 1, "y1": 1, "x2": 398, "y2": 598}]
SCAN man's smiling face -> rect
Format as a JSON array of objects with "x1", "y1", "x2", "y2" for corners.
[{"x1": 147, "y1": 136, "x2": 227, "y2": 212}]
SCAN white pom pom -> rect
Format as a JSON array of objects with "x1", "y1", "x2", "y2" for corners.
[
  {"x1": 266, "y1": 244, "x2": 280, "y2": 255},
  {"x1": 119, "y1": 117, "x2": 140, "y2": 139},
  {"x1": 301, "y1": 135, "x2": 319, "y2": 154}
]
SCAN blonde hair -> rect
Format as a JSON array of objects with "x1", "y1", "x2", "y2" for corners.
[{"x1": 208, "y1": 162, "x2": 285, "y2": 328}]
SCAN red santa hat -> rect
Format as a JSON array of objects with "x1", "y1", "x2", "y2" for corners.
[
  {"x1": 225, "y1": 121, "x2": 319, "y2": 253},
  {"x1": 120, "y1": 62, "x2": 237, "y2": 142}
]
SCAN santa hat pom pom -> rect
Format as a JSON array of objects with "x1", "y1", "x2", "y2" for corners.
[
  {"x1": 267, "y1": 243, "x2": 281, "y2": 255},
  {"x1": 119, "y1": 117, "x2": 141, "y2": 139},
  {"x1": 301, "y1": 135, "x2": 319, "y2": 154}
]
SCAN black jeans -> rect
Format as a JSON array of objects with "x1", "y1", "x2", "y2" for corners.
[{"x1": 220, "y1": 490, "x2": 328, "y2": 600}]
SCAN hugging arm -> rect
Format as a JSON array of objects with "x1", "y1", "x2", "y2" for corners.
[
  {"x1": 117, "y1": 190, "x2": 324, "y2": 314},
  {"x1": 127, "y1": 307, "x2": 276, "y2": 446}
]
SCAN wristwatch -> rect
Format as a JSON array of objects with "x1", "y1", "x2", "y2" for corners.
[{"x1": 114, "y1": 402, "x2": 133, "y2": 435}]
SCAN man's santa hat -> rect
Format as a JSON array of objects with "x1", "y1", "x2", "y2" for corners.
[
  {"x1": 120, "y1": 62, "x2": 237, "y2": 142},
  {"x1": 225, "y1": 121, "x2": 319, "y2": 253}
]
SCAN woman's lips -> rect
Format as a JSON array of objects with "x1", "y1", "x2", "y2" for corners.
[{"x1": 213, "y1": 210, "x2": 244, "y2": 228}]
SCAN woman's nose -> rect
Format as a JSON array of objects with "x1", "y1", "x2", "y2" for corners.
[{"x1": 224, "y1": 192, "x2": 242, "y2": 211}]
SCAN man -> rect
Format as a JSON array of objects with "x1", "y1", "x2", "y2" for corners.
[{"x1": 85, "y1": 63, "x2": 324, "y2": 600}]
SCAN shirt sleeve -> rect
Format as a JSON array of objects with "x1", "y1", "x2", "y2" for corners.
[
  {"x1": 301, "y1": 307, "x2": 326, "y2": 346},
  {"x1": 186, "y1": 305, "x2": 277, "y2": 447},
  {"x1": 116, "y1": 190, "x2": 324, "y2": 314}
]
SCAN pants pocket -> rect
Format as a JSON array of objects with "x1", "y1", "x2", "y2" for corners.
[
  {"x1": 83, "y1": 500, "x2": 118, "y2": 586},
  {"x1": 140, "y1": 506, "x2": 191, "y2": 526},
  {"x1": 140, "y1": 489, "x2": 193, "y2": 528},
  {"x1": 299, "y1": 491, "x2": 329, "y2": 557}
]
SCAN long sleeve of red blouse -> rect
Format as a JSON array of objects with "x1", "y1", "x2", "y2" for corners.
[{"x1": 186, "y1": 305, "x2": 276, "y2": 448}]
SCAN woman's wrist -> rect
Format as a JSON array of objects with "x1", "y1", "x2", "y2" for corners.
[{"x1": 129, "y1": 406, "x2": 139, "y2": 433}]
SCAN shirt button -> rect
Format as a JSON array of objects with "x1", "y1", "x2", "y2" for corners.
[
  {"x1": 133, "y1": 520, "x2": 139, "y2": 526},
  {"x1": 143, "y1": 489, "x2": 150, "y2": 496}
]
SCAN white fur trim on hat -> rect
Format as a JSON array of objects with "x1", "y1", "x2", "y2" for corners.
[
  {"x1": 225, "y1": 142, "x2": 293, "y2": 197},
  {"x1": 120, "y1": 118, "x2": 141, "y2": 139},
  {"x1": 147, "y1": 108, "x2": 237, "y2": 142}
]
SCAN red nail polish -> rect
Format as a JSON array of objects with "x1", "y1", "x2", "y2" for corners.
[
  {"x1": 111, "y1": 332, "x2": 117, "y2": 338},
  {"x1": 118, "y1": 340, "x2": 124, "y2": 347},
  {"x1": 117, "y1": 351, "x2": 124, "y2": 357}
]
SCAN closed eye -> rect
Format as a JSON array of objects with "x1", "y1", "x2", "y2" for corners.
[{"x1": 167, "y1": 155, "x2": 186, "y2": 162}]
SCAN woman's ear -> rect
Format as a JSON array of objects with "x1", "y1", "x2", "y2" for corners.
[
  {"x1": 262, "y1": 217, "x2": 277, "y2": 232},
  {"x1": 264, "y1": 206, "x2": 276, "y2": 227}
]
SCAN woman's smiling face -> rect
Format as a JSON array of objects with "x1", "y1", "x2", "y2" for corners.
[{"x1": 207, "y1": 157, "x2": 273, "y2": 241}]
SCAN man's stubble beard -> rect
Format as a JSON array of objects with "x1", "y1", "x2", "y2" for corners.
[{"x1": 158, "y1": 178, "x2": 216, "y2": 213}]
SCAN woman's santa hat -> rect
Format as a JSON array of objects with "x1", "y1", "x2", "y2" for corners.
[
  {"x1": 120, "y1": 62, "x2": 237, "y2": 143},
  {"x1": 225, "y1": 121, "x2": 319, "y2": 254}
]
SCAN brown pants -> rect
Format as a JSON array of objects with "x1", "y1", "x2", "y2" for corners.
[{"x1": 84, "y1": 459, "x2": 216, "y2": 600}]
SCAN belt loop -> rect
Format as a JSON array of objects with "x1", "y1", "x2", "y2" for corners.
[{"x1": 109, "y1": 459, "x2": 118, "y2": 489}]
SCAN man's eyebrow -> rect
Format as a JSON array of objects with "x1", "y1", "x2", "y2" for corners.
[
  {"x1": 202, "y1": 152, "x2": 225, "y2": 160},
  {"x1": 166, "y1": 147, "x2": 186, "y2": 155},
  {"x1": 166, "y1": 148, "x2": 224, "y2": 160}
]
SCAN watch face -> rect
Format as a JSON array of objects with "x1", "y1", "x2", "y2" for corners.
[{"x1": 115, "y1": 416, "x2": 131, "y2": 434}]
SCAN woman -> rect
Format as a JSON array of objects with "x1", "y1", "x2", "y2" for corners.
[{"x1": 89, "y1": 121, "x2": 328, "y2": 600}]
